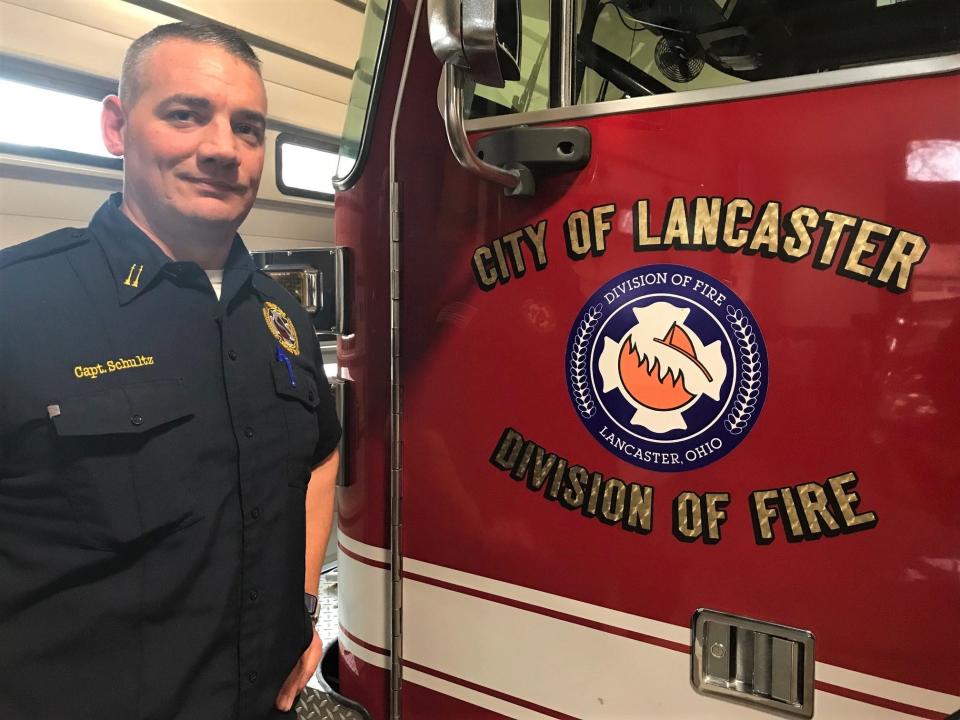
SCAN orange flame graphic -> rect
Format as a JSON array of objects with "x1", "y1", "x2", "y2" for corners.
[{"x1": 618, "y1": 337, "x2": 695, "y2": 411}]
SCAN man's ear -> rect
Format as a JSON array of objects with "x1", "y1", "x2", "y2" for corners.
[{"x1": 101, "y1": 95, "x2": 126, "y2": 157}]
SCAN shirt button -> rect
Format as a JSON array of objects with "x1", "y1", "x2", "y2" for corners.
[
  {"x1": 244, "y1": 426, "x2": 255, "y2": 438},
  {"x1": 130, "y1": 414, "x2": 144, "y2": 426},
  {"x1": 249, "y1": 589, "x2": 260, "y2": 602},
  {"x1": 228, "y1": 350, "x2": 238, "y2": 361},
  {"x1": 248, "y1": 671, "x2": 258, "y2": 684},
  {"x1": 250, "y1": 506, "x2": 261, "y2": 520}
]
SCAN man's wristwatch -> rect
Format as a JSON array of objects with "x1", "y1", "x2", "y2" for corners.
[{"x1": 304, "y1": 592, "x2": 319, "y2": 625}]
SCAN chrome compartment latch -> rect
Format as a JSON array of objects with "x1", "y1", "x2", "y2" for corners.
[{"x1": 692, "y1": 609, "x2": 815, "y2": 718}]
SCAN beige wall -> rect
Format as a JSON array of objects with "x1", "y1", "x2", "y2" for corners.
[{"x1": 0, "y1": 0, "x2": 360, "y2": 250}]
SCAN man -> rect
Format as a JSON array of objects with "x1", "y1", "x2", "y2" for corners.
[{"x1": 0, "y1": 23, "x2": 340, "y2": 719}]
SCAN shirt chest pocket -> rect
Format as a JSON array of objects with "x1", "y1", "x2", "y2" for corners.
[
  {"x1": 51, "y1": 379, "x2": 199, "y2": 549},
  {"x1": 271, "y1": 360, "x2": 321, "y2": 482}
]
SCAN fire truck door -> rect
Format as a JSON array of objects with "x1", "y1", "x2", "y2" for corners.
[{"x1": 391, "y1": 1, "x2": 960, "y2": 718}]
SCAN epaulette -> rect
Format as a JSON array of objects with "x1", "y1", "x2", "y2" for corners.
[{"x1": 0, "y1": 227, "x2": 89, "y2": 271}]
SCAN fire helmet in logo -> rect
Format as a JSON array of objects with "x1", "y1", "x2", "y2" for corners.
[{"x1": 566, "y1": 264, "x2": 767, "y2": 472}]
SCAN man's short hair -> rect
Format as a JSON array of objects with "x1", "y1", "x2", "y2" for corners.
[{"x1": 119, "y1": 22, "x2": 262, "y2": 107}]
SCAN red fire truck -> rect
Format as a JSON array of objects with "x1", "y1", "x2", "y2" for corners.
[{"x1": 326, "y1": 0, "x2": 960, "y2": 717}]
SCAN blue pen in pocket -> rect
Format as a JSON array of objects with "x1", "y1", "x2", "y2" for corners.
[{"x1": 276, "y1": 345, "x2": 297, "y2": 388}]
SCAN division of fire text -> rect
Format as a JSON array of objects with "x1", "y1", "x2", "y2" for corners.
[{"x1": 490, "y1": 427, "x2": 879, "y2": 545}]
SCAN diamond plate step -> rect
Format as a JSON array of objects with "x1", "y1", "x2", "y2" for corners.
[{"x1": 296, "y1": 687, "x2": 367, "y2": 720}]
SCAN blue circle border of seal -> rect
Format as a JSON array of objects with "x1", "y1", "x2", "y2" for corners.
[{"x1": 565, "y1": 264, "x2": 768, "y2": 473}]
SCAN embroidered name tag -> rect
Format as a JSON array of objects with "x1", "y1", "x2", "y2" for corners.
[{"x1": 74, "y1": 355, "x2": 155, "y2": 380}]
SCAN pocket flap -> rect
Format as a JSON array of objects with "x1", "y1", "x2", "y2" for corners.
[
  {"x1": 52, "y1": 379, "x2": 193, "y2": 436},
  {"x1": 271, "y1": 360, "x2": 320, "y2": 409}
]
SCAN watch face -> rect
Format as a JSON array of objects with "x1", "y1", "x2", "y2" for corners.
[{"x1": 304, "y1": 593, "x2": 319, "y2": 613}]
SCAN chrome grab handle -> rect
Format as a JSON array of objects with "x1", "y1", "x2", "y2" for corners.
[
  {"x1": 304, "y1": 268, "x2": 319, "y2": 313},
  {"x1": 334, "y1": 246, "x2": 348, "y2": 335},
  {"x1": 441, "y1": 64, "x2": 525, "y2": 193}
]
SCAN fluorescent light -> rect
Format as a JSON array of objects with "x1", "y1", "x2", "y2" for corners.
[
  {"x1": 280, "y1": 141, "x2": 337, "y2": 195},
  {"x1": 0, "y1": 79, "x2": 113, "y2": 157}
]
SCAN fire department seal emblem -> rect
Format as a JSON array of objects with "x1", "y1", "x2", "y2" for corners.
[
  {"x1": 262, "y1": 301, "x2": 300, "y2": 356},
  {"x1": 565, "y1": 264, "x2": 767, "y2": 472}
]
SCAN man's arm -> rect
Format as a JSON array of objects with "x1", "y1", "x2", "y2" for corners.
[
  {"x1": 305, "y1": 448, "x2": 339, "y2": 595},
  {"x1": 276, "y1": 447, "x2": 339, "y2": 712}
]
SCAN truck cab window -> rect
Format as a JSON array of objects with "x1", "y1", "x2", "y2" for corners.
[
  {"x1": 467, "y1": 0, "x2": 960, "y2": 118},
  {"x1": 335, "y1": 0, "x2": 393, "y2": 189}
]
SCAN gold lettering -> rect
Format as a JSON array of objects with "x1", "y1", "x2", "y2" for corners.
[
  {"x1": 750, "y1": 489, "x2": 780, "y2": 543},
  {"x1": 472, "y1": 247, "x2": 498, "y2": 289},
  {"x1": 501, "y1": 230, "x2": 526, "y2": 275},
  {"x1": 662, "y1": 198, "x2": 690, "y2": 247},
  {"x1": 527, "y1": 447, "x2": 557, "y2": 491},
  {"x1": 582, "y1": 471, "x2": 603, "y2": 517},
  {"x1": 623, "y1": 483, "x2": 653, "y2": 533},
  {"x1": 703, "y1": 492, "x2": 730, "y2": 544},
  {"x1": 591, "y1": 204, "x2": 616, "y2": 254},
  {"x1": 633, "y1": 200, "x2": 662, "y2": 249},
  {"x1": 796, "y1": 482, "x2": 841, "y2": 536},
  {"x1": 779, "y1": 487, "x2": 805, "y2": 540},
  {"x1": 510, "y1": 441, "x2": 536, "y2": 481},
  {"x1": 692, "y1": 197, "x2": 721, "y2": 247},
  {"x1": 522, "y1": 221, "x2": 548, "y2": 269},
  {"x1": 600, "y1": 478, "x2": 626, "y2": 524},
  {"x1": 843, "y1": 220, "x2": 891, "y2": 278},
  {"x1": 814, "y1": 212, "x2": 857, "y2": 268},
  {"x1": 545, "y1": 457, "x2": 567, "y2": 501},
  {"x1": 720, "y1": 199, "x2": 753, "y2": 250},
  {"x1": 872, "y1": 230, "x2": 927, "y2": 293},
  {"x1": 783, "y1": 206, "x2": 819, "y2": 259},
  {"x1": 674, "y1": 491, "x2": 703, "y2": 541},
  {"x1": 826, "y1": 472, "x2": 878, "y2": 530},
  {"x1": 491, "y1": 428, "x2": 524, "y2": 470},
  {"x1": 561, "y1": 465, "x2": 588, "y2": 509},
  {"x1": 747, "y1": 202, "x2": 781, "y2": 256},
  {"x1": 491, "y1": 239, "x2": 511, "y2": 281},
  {"x1": 565, "y1": 210, "x2": 592, "y2": 258}
]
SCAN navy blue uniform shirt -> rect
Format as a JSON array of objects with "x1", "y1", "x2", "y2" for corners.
[{"x1": 0, "y1": 194, "x2": 341, "y2": 720}]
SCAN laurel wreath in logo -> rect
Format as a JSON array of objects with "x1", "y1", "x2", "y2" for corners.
[
  {"x1": 724, "y1": 306, "x2": 762, "y2": 435},
  {"x1": 569, "y1": 304, "x2": 603, "y2": 418}
]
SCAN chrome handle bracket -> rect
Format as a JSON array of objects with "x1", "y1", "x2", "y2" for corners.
[{"x1": 474, "y1": 124, "x2": 591, "y2": 175}]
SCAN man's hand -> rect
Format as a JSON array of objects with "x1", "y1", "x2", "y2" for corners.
[{"x1": 275, "y1": 629, "x2": 323, "y2": 712}]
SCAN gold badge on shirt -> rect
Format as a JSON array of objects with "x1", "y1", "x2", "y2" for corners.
[{"x1": 262, "y1": 301, "x2": 300, "y2": 356}]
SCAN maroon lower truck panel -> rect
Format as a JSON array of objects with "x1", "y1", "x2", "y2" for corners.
[{"x1": 336, "y1": 0, "x2": 959, "y2": 712}]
